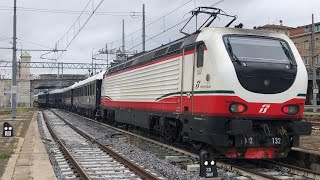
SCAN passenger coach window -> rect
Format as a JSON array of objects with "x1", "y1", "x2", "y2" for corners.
[{"x1": 197, "y1": 44, "x2": 205, "y2": 68}]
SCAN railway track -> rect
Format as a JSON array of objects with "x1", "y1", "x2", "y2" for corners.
[
  {"x1": 306, "y1": 119, "x2": 320, "y2": 131},
  {"x1": 52, "y1": 109, "x2": 320, "y2": 180},
  {"x1": 42, "y1": 110, "x2": 161, "y2": 180}
]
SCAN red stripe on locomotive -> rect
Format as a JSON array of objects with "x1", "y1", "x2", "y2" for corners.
[{"x1": 101, "y1": 95, "x2": 304, "y2": 118}]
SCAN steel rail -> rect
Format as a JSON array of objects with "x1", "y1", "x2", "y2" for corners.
[
  {"x1": 224, "y1": 164, "x2": 279, "y2": 180},
  {"x1": 265, "y1": 160, "x2": 320, "y2": 179},
  {"x1": 58, "y1": 110, "x2": 287, "y2": 180},
  {"x1": 42, "y1": 111, "x2": 91, "y2": 180},
  {"x1": 50, "y1": 110, "x2": 160, "y2": 180}
]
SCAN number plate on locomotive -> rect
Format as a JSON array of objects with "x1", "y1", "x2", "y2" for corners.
[{"x1": 272, "y1": 137, "x2": 281, "y2": 145}]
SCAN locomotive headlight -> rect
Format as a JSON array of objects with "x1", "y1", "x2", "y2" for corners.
[
  {"x1": 229, "y1": 103, "x2": 247, "y2": 113},
  {"x1": 4, "y1": 127, "x2": 8, "y2": 130},
  {"x1": 282, "y1": 105, "x2": 299, "y2": 115}
]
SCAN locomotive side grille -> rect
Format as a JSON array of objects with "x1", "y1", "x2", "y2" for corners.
[{"x1": 104, "y1": 58, "x2": 180, "y2": 102}]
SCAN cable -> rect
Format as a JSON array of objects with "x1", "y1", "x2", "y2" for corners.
[
  {"x1": 105, "y1": 1, "x2": 195, "y2": 62},
  {"x1": 145, "y1": 0, "x2": 192, "y2": 29},
  {"x1": 128, "y1": 17, "x2": 189, "y2": 51},
  {"x1": 145, "y1": 35, "x2": 162, "y2": 45},
  {"x1": 210, "y1": 0, "x2": 225, "y2": 7},
  {"x1": 106, "y1": 0, "x2": 193, "y2": 46},
  {"x1": 0, "y1": 6, "x2": 141, "y2": 16},
  {"x1": 18, "y1": 39, "x2": 52, "y2": 49},
  {"x1": 56, "y1": 0, "x2": 105, "y2": 60},
  {"x1": 57, "y1": 0, "x2": 92, "y2": 43},
  {"x1": 0, "y1": 38, "x2": 11, "y2": 42}
]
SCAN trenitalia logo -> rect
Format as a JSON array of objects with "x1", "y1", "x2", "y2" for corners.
[{"x1": 259, "y1": 104, "x2": 270, "y2": 113}]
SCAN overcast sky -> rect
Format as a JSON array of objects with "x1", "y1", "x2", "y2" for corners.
[{"x1": 1, "y1": 0, "x2": 320, "y2": 76}]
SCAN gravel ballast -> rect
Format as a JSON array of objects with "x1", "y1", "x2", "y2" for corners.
[{"x1": 53, "y1": 109, "x2": 240, "y2": 180}]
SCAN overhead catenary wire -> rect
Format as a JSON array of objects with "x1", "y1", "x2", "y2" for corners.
[
  {"x1": 106, "y1": 0, "x2": 205, "y2": 63},
  {"x1": 109, "y1": 0, "x2": 228, "y2": 62},
  {"x1": 55, "y1": 0, "x2": 105, "y2": 60},
  {"x1": 210, "y1": 0, "x2": 225, "y2": 7},
  {"x1": 18, "y1": 38, "x2": 52, "y2": 49},
  {"x1": 105, "y1": 0, "x2": 193, "y2": 48},
  {"x1": 0, "y1": 6, "x2": 141, "y2": 16},
  {"x1": 56, "y1": 0, "x2": 92, "y2": 43},
  {"x1": 105, "y1": 18, "x2": 194, "y2": 66},
  {"x1": 108, "y1": 17, "x2": 189, "y2": 61},
  {"x1": 145, "y1": 35, "x2": 162, "y2": 45},
  {"x1": 127, "y1": 17, "x2": 190, "y2": 51},
  {"x1": 0, "y1": 37, "x2": 11, "y2": 42}
]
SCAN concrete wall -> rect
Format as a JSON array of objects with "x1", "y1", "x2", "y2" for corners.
[
  {"x1": 18, "y1": 52, "x2": 31, "y2": 107},
  {"x1": 0, "y1": 79, "x2": 11, "y2": 108}
]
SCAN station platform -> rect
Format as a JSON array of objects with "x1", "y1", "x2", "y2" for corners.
[{"x1": 0, "y1": 111, "x2": 56, "y2": 180}]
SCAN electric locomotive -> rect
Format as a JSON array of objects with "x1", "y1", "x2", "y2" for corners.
[
  {"x1": 100, "y1": 9, "x2": 312, "y2": 158},
  {"x1": 45, "y1": 7, "x2": 312, "y2": 159}
]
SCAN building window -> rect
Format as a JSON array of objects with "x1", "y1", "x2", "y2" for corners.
[
  {"x1": 304, "y1": 57, "x2": 309, "y2": 65},
  {"x1": 304, "y1": 40, "x2": 309, "y2": 50},
  {"x1": 305, "y1": 27, "x2": 309, "y2": 33},
  {"x1": 317, "y1": 38, "x2": 320, "y2": 48},
  {"x1": 316, "y1": 25, "x2": 320, "y2": 31}
]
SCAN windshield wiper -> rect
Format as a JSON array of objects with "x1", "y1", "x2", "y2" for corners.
[
  {"x1": 226, "y1": 37, "x2": 242, "y2": 66},
  {"x1": 280, "y1": 41, "x2": 294, "y2": 67}
]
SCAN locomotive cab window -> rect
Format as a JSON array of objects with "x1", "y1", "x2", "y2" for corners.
[
  {"x1": 224, "y1": 36, "x2": 295, "y2": 64},
  {"x1": 196, "y1": 43, "x2": 205, "y2": 68}
]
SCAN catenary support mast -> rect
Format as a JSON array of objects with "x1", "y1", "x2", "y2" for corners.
[
  {"x1": 142, "y1": 4, "x2": 146, "y2": 52},
  {"x1": 12, "y1": 0, "x2": 17, "y2": 118},
  {"x1": 312, "y1": 14, "x2": 318, "y2": 112}
]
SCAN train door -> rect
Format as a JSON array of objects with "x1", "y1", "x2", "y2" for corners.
[
  {"x1": 181, "y1": 44, "x2": 196, "y2": 115},
  {"x1": 192, "y1": 43, "x2": 205, "y2": 114},
  {"x1": 96, "y1": 80, "x2": 102, "y2": 109}
]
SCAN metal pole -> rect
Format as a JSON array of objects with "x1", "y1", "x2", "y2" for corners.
[
  {"x1": 122, "y1": 19, "x2": 125, "y2": 52},
  {"x1": 57, "y1": 62, "x2": 60, "y2": 78},
  {"x1": 105, "y1": 43, "x2": 109, "y2": 70},
  {"x1": 312, "y1": 14, "x2": 318, "y2": 112},
  {"x1": 19, "y1": 43, "x2": 22, "y2": 79},
  {"x1": 61, "y1": 62, "x2": 63, "y2": 78},
  {"x1": 142, "y1": 4, "x2": 145, "y2": 52},
  {"x1": 92, "y1": 48, "x2": 94, "y2": 76},
  {"x1": 11, "y1": 0, "x2": 17, "y2": 118}
]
